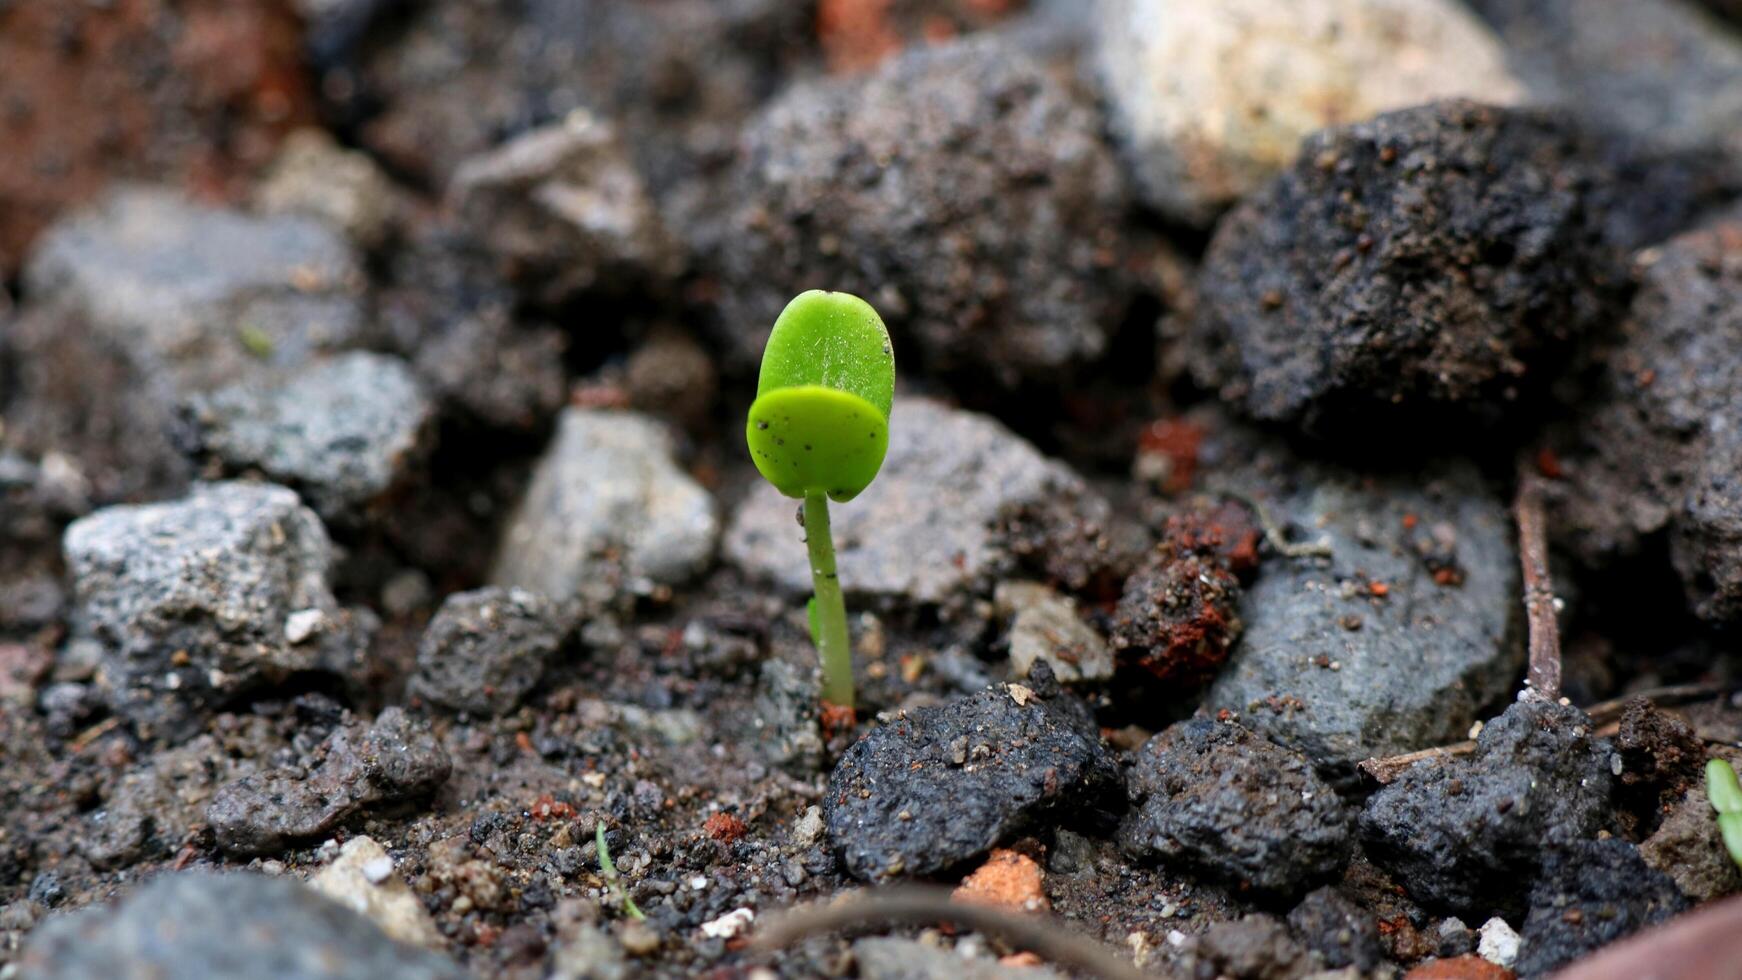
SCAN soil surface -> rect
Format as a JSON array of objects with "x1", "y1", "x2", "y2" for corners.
[{"x1": 2, "y1": 1, "x2": 1741, "y2": 979}]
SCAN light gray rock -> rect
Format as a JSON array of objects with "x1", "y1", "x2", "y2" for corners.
[
  {"x1": 256, "y1": 128, "x2": 398, "y2": 248},
  {"x1": 409, "y1": 586, "x2": 567, "y2": 716},
  {"x1": 725, "y1": 399, "x2": 1098, "y2": 614},
  {"x1": 451, "y1": 109, "x2": 678, "y2": 305},
  {"x1": 751, "y1": 657, "x2": 825, "y2": 775},
  {"x1": 178, "y1": 353, "x2": 435, "y2": 525},
  {"x1": 1092, "y1": 0, "x2": 1523, "y2": 224},
  {"x1": 7, "y1": 188, "x2": 364, "y2": 501},
  {"x1": 493, "y1": 408, "x2": 718, "y2": 601},
  {"x1": 63, "y1": 482, "x2": 369, "y2": 741},
  {"x1": 16, "y1": 871, "x2": 468, "y2": 980},
  {"x1": 994, "y1": 581, "x2": 1113, "y2": 684},
  {"x1": 853, "y1": 937, "x2": 1064, "y2": 980},
  {"x1": 1200, "y1": 426, "x2": 1520, "y2": 780}
]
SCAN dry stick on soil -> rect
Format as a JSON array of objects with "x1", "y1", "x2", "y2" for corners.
[
  {"x1": 1515, "y1": 467, "x2": 1562, "y2": 702},
  {"x1": 753, "y1": 886, "x2": 1154, "y2": 980},
  {"x1": 1358, "y1": 682, "x2": 1738, "y2": 784}
]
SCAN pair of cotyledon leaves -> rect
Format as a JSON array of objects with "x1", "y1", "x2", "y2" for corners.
[{"x1": 746, "y1": 290, "x2": 895, "y2": 503}]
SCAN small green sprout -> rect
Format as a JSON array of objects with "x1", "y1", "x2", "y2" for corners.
[
  {"x1": 746, "y1": 290, "x2": 895, "y2": 710},
  {"x1": 596, "y1": 823, "x2": 645, "y2": 921},
  {"x1": 1706, "y1": 758, "x2": 1742, "y2": 870}
]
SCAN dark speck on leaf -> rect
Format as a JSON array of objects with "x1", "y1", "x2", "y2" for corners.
[
  {"x1": 756, "y1": 420, "x2": 769, "y2": 430},
  {"x1": 804, "y1": 444, "x2": 813, "y2": 451}
]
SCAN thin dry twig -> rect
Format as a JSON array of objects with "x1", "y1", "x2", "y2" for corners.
[
  {"x1": 1514, "y1": 468, "x2": 1562, "y2": 702},
  {"x1": 752, "y1": 886, "x2": 1155, "y2": 980},
  {"x1": 1358, "y1": 682, "x2": 1738, "y2": 784},
  {"x1": 1245, "y1": 496, "x2": 1333, "y2": 559}
]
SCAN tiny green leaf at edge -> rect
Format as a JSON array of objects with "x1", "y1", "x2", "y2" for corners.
[{"x1": 595, "y1": 823, "x2": 646, "y2": 921}]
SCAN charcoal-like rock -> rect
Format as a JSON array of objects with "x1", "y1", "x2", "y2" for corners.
[
  {"x1": 1287, "y1": 886, "x2": 1383, "y2": 971},
  {"x1": 710, "y1": 35, "x2": 1134, "y2": 387},
  {"x1": 1549, "y1": 214, "x2": 1742, "y2": 623},
  {"x1": 207, "y1": 707, "x2": 451, "y2": 855},
  {"x1": 409, "y1": 587, "x2": 567, "y2": 716},
  {"x1": 1515, "y1": 838, "x2": 1688, "y2": 977},
  {"x1": 1190, "y1": 100, "x2": 1626, "y2": 436},
  {"x1": 825, "y1": 684, "x2": 1122, "y2": 881},
  {"x1": 450, "y1": 110, "x2": 678, "y2": 305},
  {"x1": 1359, "y1": 700, "x2": 1616, "y2": 916},
  {"x1": 1120, "y1": 720, "x2": 1352, "y2": 895}
]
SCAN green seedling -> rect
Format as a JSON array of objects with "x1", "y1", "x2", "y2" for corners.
[
  {"x1": 596, "y1": 823, "x2": 645, "y2": 921},
  {"x1": 1707, "y1": 758, "x2": 1742, "y2": 870},
  {"x1": 746, "y1": 290, "x2": 895, "y2": 710}
]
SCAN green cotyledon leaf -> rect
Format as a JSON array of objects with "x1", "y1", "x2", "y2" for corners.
[{"x1": 747, "y1": 290, "x2": 895, "y2": 502}]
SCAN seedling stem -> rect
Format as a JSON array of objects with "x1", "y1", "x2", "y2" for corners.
[{"x1": 804, "y1": 491, "x2": 854, "y2": 707}]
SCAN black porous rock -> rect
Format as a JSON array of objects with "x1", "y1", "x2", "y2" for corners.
[
  {"x1": 1548, "y1": 213, "x2": 1742, "y2": 624},
  {"x1": 409, "y1": 587, "x2": 567, "y2": 717},
  {"x1": 711, "y1": 35, "x2": 1134, "y2": 388},
  {"x1": 16, "y1": 871, "x2": 468, "y2": 979},
  {"x1": 1287, "y1": 886, "x2": 1384, "y2": 972},
  {"x1": 824, "y1": 683, "x2": 1122, "y2": 881},
  {"x1": 1515, "y1": 838, "x2": 1689, "y2": 977},
  {"x1": 1191, "y1": 99, "x2": 1627, "y2": 436},
  {"x1": 1359, "y1": 699, "x2": 1616, "y2": 917},
  {"x1": 207, "y1": 707, "x2": 451, "y2": 856},
  {"x1": 1120, "y1": 719, "x2": 1352, "y2": 896}
]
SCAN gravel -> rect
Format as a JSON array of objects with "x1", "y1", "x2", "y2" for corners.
[
  {"x1": 824, "y1": 683, "x2": 1122, "y2": 881},
  {"x1": 62, "y1": 481, "x2": 369, "y2": 741},
  {"x1": 16, "y1": 871, "x2": 468, "y2": 979},
  {"x1": 177, "y1": 352, "x2": 435, "y2": 526},
  {"x1": 1120, "y1": 719, "x2": 1353, "y2": 896},
  {"x1": 409, "y1": 587, "x2": 568, "y2": 716},
  {"x1": 492, "y1": 408, "x2": 719, "y2": 601}
]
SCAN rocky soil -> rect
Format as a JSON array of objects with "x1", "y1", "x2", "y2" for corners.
[{"x1": 1, "y1": 1, "x2": 1741, "y2": 978}]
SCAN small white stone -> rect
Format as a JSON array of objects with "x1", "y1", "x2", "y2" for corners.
[
  {"x1": 688, "y1": 875, "x2": 709, "y2": 891},
  {"x1": 1165, "y1": 929, "x2": 1189, "y2": 947},
  {"x1": 361, "y1": 854, "x2": 394, "y2": 884},
  {"x1": 700, "y1": 907, "x2": 755, "y2": 940},
  {"x1": 285, "y1": 608, "x2": 327, "y2": 645},
  {"x1": 1478, "y1": 916, "x2": 1521, "y2": 968},
  {"x1": 792, "y1": 806, "x2": 826, "y2": 847}
]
